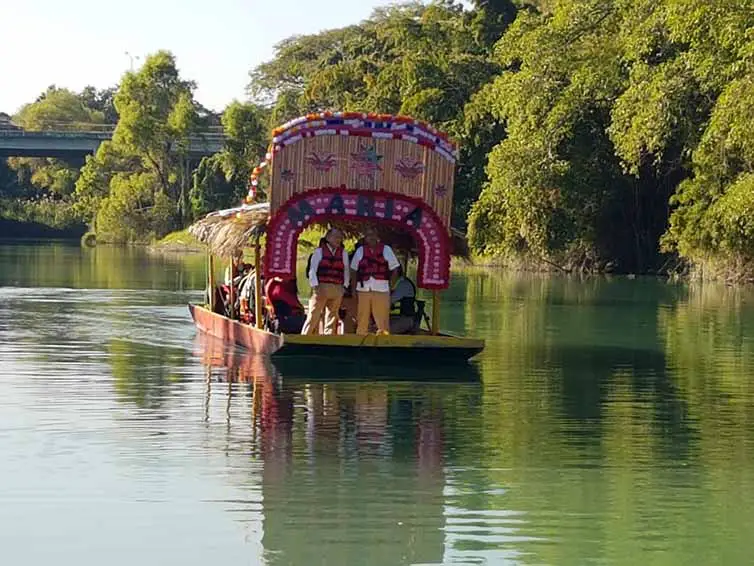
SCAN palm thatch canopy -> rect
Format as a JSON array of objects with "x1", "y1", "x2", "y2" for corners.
[
  {"x1": 188, "y1": 202, "x2": 471, "y2": 260},
  {"x1": 188, "y1": 203, "x2": 269, "y2": 258}
]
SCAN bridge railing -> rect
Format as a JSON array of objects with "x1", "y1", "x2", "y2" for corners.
[{"x1": 0, "y1": 122, "x2": 226, "y2": 138}]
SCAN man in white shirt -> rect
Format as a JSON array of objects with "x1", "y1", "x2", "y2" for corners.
[
  {"x1": 350, "y1": 226, "x2": 400, "y2": 335},
  {"x1": 301, "y1": 228, "x2": 349, "y2": 335}
]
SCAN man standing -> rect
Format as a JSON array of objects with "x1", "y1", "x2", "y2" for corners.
[
  {"x1": 301, "y1": 228, "x2": 349, "y2": 335},
  {"x1": 350, "y1": 226, "x2": 400, "y2": 335}
]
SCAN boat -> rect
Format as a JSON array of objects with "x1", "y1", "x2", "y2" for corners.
[{"x1": 188, "y1": 112, "x2": 485, "y2": 364}]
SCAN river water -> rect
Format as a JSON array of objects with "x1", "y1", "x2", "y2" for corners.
[{"x1": 1, "y1": 242, "x2": 753, "y2": 565}]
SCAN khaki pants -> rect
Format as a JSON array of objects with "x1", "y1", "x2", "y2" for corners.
[
  {"x1": 302, "y1": 283, "x2": 343, "y2": 335},
  {"x1": 356, "y1": 291, "x2": 391, "y2": 335}
]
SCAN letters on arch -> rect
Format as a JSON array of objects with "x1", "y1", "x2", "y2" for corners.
[{"x1": 264, "y1": 187, "x2": 451, "y2": 289}]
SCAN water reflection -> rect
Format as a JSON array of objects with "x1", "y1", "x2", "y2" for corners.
[
  {"x1": 0, "y1": 241, "x2": 206, "y2": 289},
  {"x1": 197, "y1": 334, "x2": 485, "y2": 565},
  {"x1": 458, "y1": 272, "x2": 754, "y2": 565},
  {"x1": 109, "y1": 339, "x2": 189, "y2": 410}
]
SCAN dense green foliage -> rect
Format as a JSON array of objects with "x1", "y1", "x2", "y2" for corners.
[
  {"x1": 188, "y1": 101, "x2": 269, "y2": 219},
  {"x1": 247, "y1": 0, "x2": 754, "y2": 278},
  {"x1": 465, "y1": 0, "x2": 754, "y2": 278},
  {"x1": 75, "y1": 51, "x2": 201, "y2": 242},
  {"x1": 3, "y1": 0, "x2": 754, "y2": 279}
]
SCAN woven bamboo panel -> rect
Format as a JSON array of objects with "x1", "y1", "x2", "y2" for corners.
[{"x1": 269, "y1": 135, "x2": 455, "y2": 227}]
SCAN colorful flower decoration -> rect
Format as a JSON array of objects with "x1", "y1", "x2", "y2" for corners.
[
  {"x1": 270, "y1": 112, "x2": 458, "y2": 163},
  {"x1": 264, "y1": 187, "x2": 452, "y2": 289},
  {"x1": 245, "y1": 150, "x2": 273, "y2": 203}
]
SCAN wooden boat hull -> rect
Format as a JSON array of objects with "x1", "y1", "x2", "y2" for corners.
[
  {"x1": 189, "y1": 304, "x2": 282, "y2": 355},
  {"x1": 194, "y1": 333, "x2": 480, "y2": 383},
  {"x1": 189, "y1": 304, "x2": 484, "y2": 363}
]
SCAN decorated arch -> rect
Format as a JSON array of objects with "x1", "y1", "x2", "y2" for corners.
[{"x1": 264, "y1": 187, "x2": 452, "y2": 289}]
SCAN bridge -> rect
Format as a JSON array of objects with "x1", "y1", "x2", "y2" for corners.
[{"x1": 0, "y1": 124, "x2": 226, "y2": 159}]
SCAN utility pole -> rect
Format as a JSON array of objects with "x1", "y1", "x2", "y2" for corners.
[{"x1": 125, "y1": 51, "x2": 140, "y2": 71}]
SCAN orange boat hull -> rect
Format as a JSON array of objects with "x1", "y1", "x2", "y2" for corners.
[{"x1": 189, "y1": 304, "x2": 282, "y2": 354}]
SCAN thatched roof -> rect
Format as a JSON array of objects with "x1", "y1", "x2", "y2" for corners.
[
  {"x1": 188, "y1": 203, "x2": 269, "y2": 258},
  {"x1": 188, "y1": 202, "x2": 471, "y2": 260}
]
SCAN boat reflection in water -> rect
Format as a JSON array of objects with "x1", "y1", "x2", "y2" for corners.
[{"x1": 195, "y1": 333, "x2": 484, "y2": 566}]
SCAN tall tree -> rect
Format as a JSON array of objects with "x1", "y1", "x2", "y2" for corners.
[
  {"x1": 113, "y1": 50, "x2": 198, "y2": 217},
  {"x1": 76, "y1": 50, "x2": 201, "y2": 241},
  {"x1": 14, "y1": 87, "x2": 104, "y2": 131},
  {"x1": 79, "y1": 86, "x2": 118, "y2": 124}
]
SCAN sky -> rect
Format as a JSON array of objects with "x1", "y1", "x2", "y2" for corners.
[{"x1": 0, "y1": 0, "x2": 468, "y2": 115}]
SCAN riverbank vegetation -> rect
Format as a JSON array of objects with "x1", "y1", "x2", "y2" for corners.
[{"x1": 2, "y1": 0, "x2": 753, "y2": 280}]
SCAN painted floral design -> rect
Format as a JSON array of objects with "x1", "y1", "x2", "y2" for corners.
[
  {"x1": 394, "y1": 157, "x2": 424, "y2": 179},
  {"x1": 305, "y1": 152, "x2": 337, "y2": 172},
  {"x1": 350, "y1": 145, "x2": 383, "y2": 176}
]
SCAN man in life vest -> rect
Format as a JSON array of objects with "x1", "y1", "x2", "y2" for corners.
[
  {"x1": 301, "y1": 227, "x2": 350, "y2": 335},
  {"x1": 350, "y1": 225, "x2": 400, "y2": 335}
]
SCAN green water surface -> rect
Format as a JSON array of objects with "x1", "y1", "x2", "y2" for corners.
[{"x1": 0, "y1": 242, "x2": 752, "y2": 566}]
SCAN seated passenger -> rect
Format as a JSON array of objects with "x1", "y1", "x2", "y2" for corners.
[
  {"x1": 389, "y1": 269, "x2": 418, "y2": 334},
  {"x1": 238, "y1": 269, "x2": 260, "y2": 324},
  {"x1": 391, "y1": 270, "x2": 416, "y2": 311},
  {"x1": 265, "y1": 277, "x2": 306, "y2": 334},
  {"x1": 225, "y1": 252, "x2": 252, "y2": 286},
  {"x1": 220, "y1": 253, "x2": 253, "y2": 318},
  {"x1": 207, "y1": 285, "x2": 226, "y2": 315}
]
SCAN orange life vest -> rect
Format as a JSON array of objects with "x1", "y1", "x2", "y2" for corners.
[
  {"x1": 316, "y1": 244, "x2": 345, "y2": 285},
  {"x1": 358, "y1": 243, "x2": 389, "y2": 281}
]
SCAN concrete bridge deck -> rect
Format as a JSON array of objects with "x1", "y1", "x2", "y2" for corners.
[{"x1": 0, "y1": 125, "x2": 225, "y2": 159}]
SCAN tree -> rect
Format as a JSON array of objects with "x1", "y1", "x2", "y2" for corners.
[
  {"x1": 73, "y1": 140, "x2": 140, "y2": 224},
  {"x1": 464, "y1": 0, "x2": 754, "y2": 276},
  {"x1": 248, "y1": 0, "x2": 513, "y2": 225},
  {"x1": 113, "y1": 50, "x2": 199, "y2": 222},
  {"x1": 14, "y1": 86, "x2": 104, "y2": 131},
  {"x1": 72, "y1": 50, "x2": 203, "y2": 241},
  {"x1": 189, "y1": 155, "x2": 235, "y2": 219},
  {"x1": 79, "y1": 86, "x2": 118, "y2": 124},
  {"x1": 96, "y1": 172, "x2": 175, "y2": 243},
  {"x1": 189, "y1": 101, "x2": 270, "y2": 220}
]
